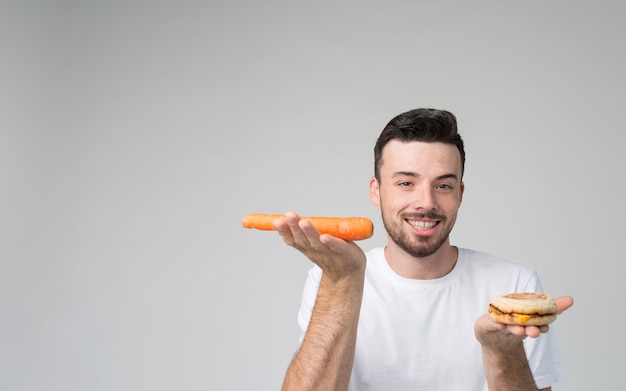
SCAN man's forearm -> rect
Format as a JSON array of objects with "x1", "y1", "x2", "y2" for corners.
[
  {"x1": 481, "y1": 343, "x2": 543, "y2": 391},
  {"x1": 282, "y1": 272, "x2": 364, "y2": 391}
]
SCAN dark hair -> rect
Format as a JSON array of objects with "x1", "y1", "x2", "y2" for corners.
[{"x1": 374, "y1": 108, "x2": 465, "y2": 180}]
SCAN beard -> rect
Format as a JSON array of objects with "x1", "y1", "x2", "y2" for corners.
[{"x1": 380, "y1": 207, "x2": 455, "y2": 258}]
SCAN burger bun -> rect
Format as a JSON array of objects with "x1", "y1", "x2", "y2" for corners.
[{"x1": 488, "y1": 292, "x2": 557, "y2": 326}]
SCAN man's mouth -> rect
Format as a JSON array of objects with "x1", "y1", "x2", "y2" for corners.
[{"x1": 407, "y1": 220, "x2": 438, "y2": 231}]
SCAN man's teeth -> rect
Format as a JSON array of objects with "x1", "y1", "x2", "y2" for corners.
[{"x1": 408, "y1": 220, "x2": 437, "y2": 230}]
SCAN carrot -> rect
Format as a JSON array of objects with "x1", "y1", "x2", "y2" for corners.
[{"x1": 242, "y1": 213, "x2": 374, "y2": 241}]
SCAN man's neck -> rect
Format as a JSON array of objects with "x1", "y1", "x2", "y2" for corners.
[{"x1": 384, "y1": 242, "x2": 458, "y2": 280}]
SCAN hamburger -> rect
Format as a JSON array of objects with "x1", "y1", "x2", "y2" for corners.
[{"x1": 488, "y1": 292, "x2": 557, "y2": 326}]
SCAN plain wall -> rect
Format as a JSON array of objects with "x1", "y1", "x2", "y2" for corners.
[{"x1": 3, "y1": 1, "x2": 625, "y2": 390}]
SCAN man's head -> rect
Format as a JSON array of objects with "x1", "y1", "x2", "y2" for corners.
[
  {"x1": 370, "y1": 108, "x2": 465, "y2": 259},
  {"x1": 374, "y1": 108, "x2": 465, "y2": 182}
]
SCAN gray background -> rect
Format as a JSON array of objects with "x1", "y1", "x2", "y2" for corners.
[{"x1": 3, "y1": 0, "x2": 625, "y2": 390}]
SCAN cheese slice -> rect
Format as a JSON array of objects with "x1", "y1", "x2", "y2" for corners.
[{"x1": 512, "y1": 313, "x2": 532, "y2": 323}]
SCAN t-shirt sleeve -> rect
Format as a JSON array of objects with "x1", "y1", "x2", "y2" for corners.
[
  {"x1": 296, "y1": 265, "x2": 322, "y2": 345},
  {"x1": 521, "y1": 271, "x2": 566, "y2": 388}
]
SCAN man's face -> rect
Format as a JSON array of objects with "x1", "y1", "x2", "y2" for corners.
[{"x1": 370, "y1": 140, "x2": 464, "y2": 258}]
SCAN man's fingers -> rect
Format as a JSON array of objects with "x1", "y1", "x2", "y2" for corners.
[
  {"x1": 319, "y1": 233, "x2": 350, "y2": 251},
  {"x1": 522, "y1": 325, "x2": 540, "y2": 338},
  {"x1": 555, "y1": 296, "x2": 574, "y2": 315},
  {"x1": 274, "y1": 216, "x2": 295, "y2": 244},
  {"x1": 298, "y1": 218, "x2": 320, "y2": 238},
  {"x1": 283, "y1": 212, "x2": 314, "y2": 248}
]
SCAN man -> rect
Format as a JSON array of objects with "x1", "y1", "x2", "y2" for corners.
[{"x1": 274, "y1": 108, "x2": 573, "y2": 390}]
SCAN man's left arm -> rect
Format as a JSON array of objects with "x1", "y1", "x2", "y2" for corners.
[{"x1": 474, "y1": 296, "x2": 574, "y2": 391}]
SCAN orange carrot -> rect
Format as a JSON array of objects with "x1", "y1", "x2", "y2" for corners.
[{"x1": 242, "y1": 213, "x2": 374, "y2": 241}]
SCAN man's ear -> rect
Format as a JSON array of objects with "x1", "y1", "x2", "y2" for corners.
[
  {"x1": 369, "y1": 176, "x2": 381, "y2": 206},
  {"x1": 459, "y1": 181, "x2": 465, "y2": 204}
]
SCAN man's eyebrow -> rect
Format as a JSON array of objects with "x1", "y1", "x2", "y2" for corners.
[
  {"x1": 392, "y1": 171, "x2": 418, "y2": 178},
  {"x1": 436, "y1": 173, "x2": 460, "y2": 181},
  {"x1": 392, "y1": 172, "x2": 460, "y2": 181}
]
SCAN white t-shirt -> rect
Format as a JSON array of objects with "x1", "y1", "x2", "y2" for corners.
[{"x1": 297, "y1": 247, "x2": 564, "y2": 390}]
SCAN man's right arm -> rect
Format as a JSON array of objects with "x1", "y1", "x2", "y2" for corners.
[
  {"x1": 282, "y1": 271, "x2": 364, "y2": 391},
  {"x1": 276, "y1": 212, "x2": 366, "y2": 391}
]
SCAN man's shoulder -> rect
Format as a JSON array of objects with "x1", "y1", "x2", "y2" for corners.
[{"x1": 459, "y1": 247, "x2": 538, "y2": 274}]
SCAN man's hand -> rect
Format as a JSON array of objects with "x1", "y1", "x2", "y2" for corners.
[
  {"x1": 275, "y1": 211, "x2": 367, "y2": 281},
  {"x1": 475, "y1": 296, "x2": 573, "y2": 390},
  {"x1": 475, "y1": 296, "x2": 574, "y2": 349}
]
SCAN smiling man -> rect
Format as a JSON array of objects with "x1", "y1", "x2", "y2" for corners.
[
  {"x1": 371, "y1": 139, "x2": 463, "y2": 278},
  {"x1": 275, "y1": 108, "x2": 573, "y2": 391}
]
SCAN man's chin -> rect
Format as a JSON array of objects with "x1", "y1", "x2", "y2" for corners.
[{"x1": 393, "y1": 237, "x2": 443, "y2": 258}]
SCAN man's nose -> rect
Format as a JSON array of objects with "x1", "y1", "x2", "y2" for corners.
[{"x1": 412, "y1": 186, "x2": 436, "y2": 211}]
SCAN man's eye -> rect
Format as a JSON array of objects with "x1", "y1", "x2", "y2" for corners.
[
  {"x1": 399, "y1": 181, "x2": 412, "y2": 187},
  {"x1": 436, "y1": 183, "x2": 453, "y2": 190}
]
